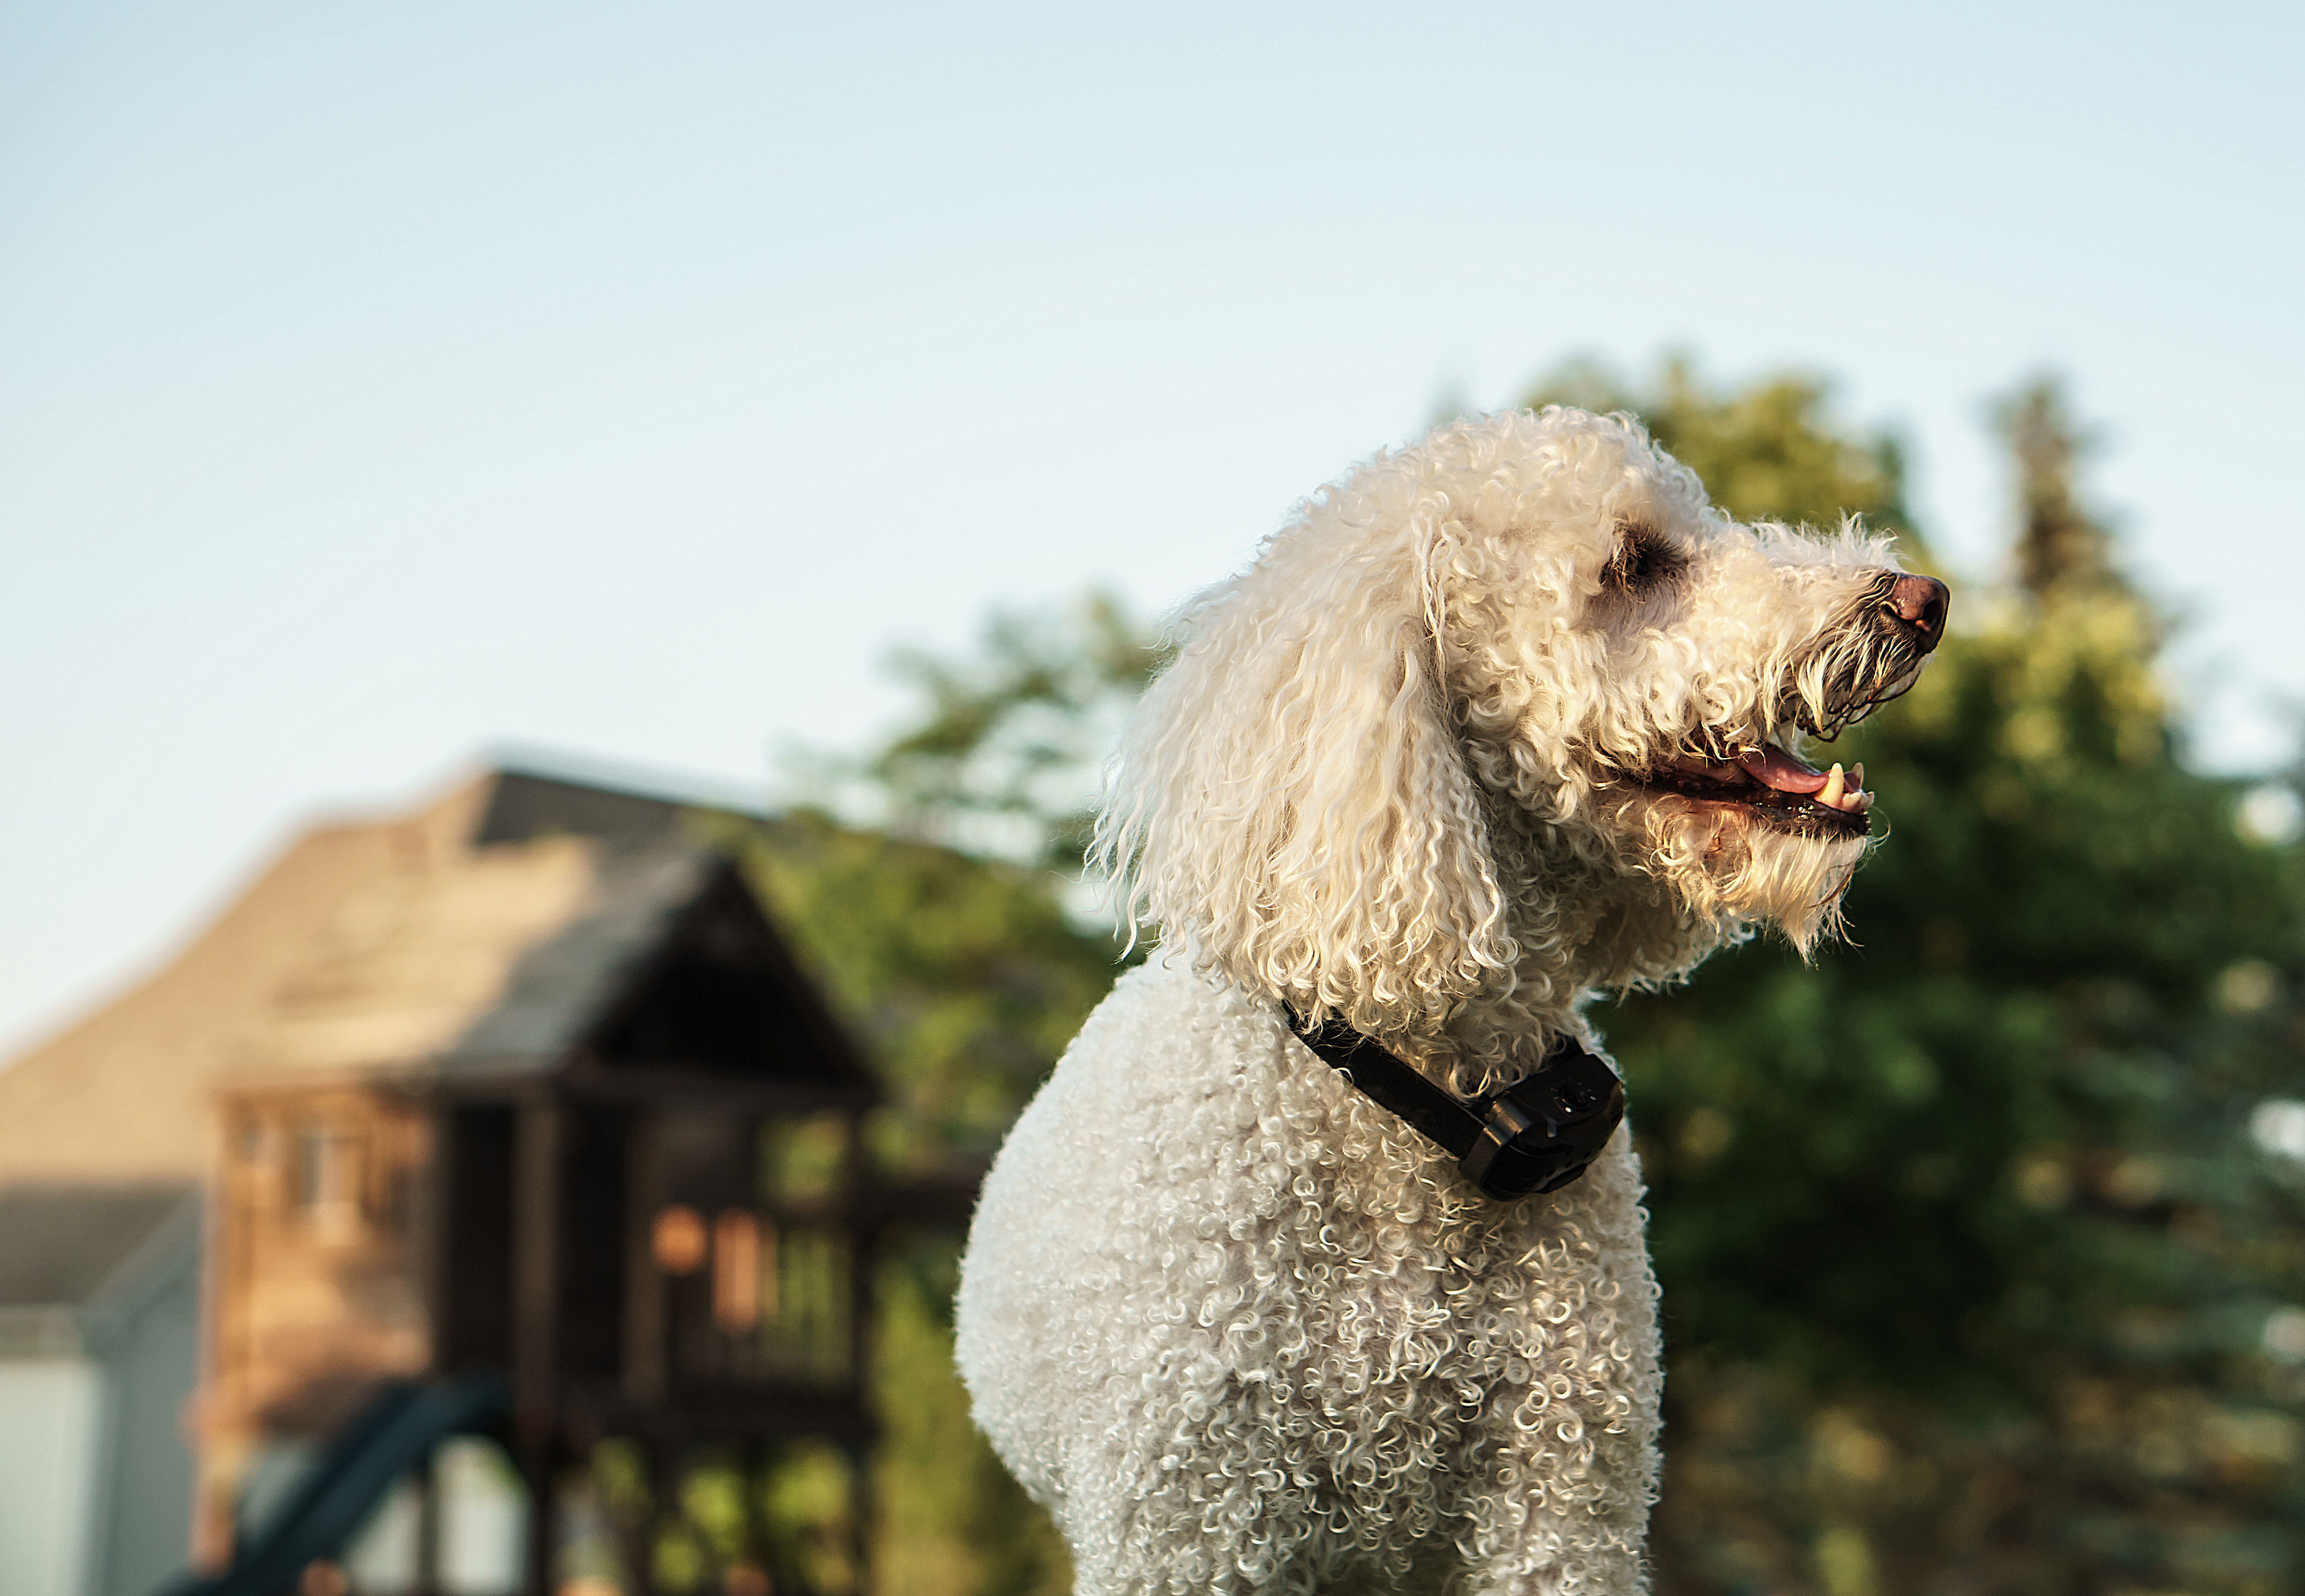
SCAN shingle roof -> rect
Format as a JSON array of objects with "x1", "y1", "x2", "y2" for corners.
[
  {"x1": 233, "y1": 839, "x2": 716, "y2": 1087},
  {"x1": 0, "y1": 769, "x2": 750, "y2": 1181}
]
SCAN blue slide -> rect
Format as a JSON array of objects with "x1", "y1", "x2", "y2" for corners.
[{"x1": 159, "y1": 1372, "x2": 511, "y2": 1596}]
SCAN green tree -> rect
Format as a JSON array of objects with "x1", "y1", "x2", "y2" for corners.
[
  {"x1": 2000, "y1": 377, "x2": 2119, "y2": 598},
  {"x1": 1524, "y1": 354, "x2": 1915, "y2": 542},
  {"x1": 812, "y1": 592, "x2": 1165, "y2": 871}
]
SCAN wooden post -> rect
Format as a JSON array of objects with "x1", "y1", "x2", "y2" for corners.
[
  {"x1": 513, "y1": 1096, "x2": 562, "y2": 1596},
  {"x1": 842, "y1": 1112, "x2": 870, "y2": 1391},
  {"x1": 414, "y1": 1100, "x2": 450, "y2": 1378},
  {"x1": 845, "y1": 1439, "x2": 874, "y2": 1596},
  {"x1": 623, "y1": 1111, "x2": 667, "y2": 1406},
  {"x1": 736, "y1": 1440, "x2": 771, "y2": 1596},
  {"x1": 519, "y1": 1447, "x2": 557, "y2": 1596},
  {"x1": 842, "y1": 1111, "x2": 873, "y2": 1595},
  {"x1": 604, "y1": 1434, "x2": 662, "y2": 1596}
]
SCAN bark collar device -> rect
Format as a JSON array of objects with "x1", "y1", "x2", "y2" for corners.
[{"x1": 1286, "y1": 1010, "x2": 1626, "y2": 1200}]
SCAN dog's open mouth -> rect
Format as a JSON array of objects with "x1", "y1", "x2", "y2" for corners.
[{"x1": 1637, "y1": 741, "x2": 1873, "y2": 838}]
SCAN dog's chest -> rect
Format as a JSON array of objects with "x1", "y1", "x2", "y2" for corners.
[
  {"x1": 960, "y1": 958, "x2": 1663, "y2": 1587},
  {"x1": 1082, "y1": 964, "x2": 1654, "y2": 1447}
]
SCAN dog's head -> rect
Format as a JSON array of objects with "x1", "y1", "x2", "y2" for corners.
[{"x1": 1100, "y1": 408, "x2": 1946, "y2": 1066}]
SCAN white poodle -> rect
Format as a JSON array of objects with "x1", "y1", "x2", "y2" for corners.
[{"x1": 956, "y1": 408, "x2": 1948, "y2": 1595}]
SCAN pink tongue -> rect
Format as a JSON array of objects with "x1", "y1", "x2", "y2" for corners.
[{"x1": 1737, "y1": 745, "x2": 1828, "y2": 794}]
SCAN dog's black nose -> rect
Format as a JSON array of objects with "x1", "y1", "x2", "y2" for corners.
[{"x1": 1881, "y1": 574, "x2": 1950, "y2": 654}]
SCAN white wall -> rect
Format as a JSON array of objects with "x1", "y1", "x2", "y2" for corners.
[
  {"x1": 0, "y1": 1358, "x2": 103, "y2": 1596},
  {"x1": 89, "y1": 1263, "x2": 200, "y2": 1596}
]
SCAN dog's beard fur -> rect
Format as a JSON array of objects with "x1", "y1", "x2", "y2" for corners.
[
  {"x1": 1626, "y1": 792, "x2": 1870, "y2": 955},
  {"x1": 1605, "y1": 580, "x2": 1913, "y2": 957},
  {"x1": 1557, "y1": 576, "x2": 1915, "y2": 965}
]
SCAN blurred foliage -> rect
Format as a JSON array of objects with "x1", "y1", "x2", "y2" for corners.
[
  {"x1": 792, "y1": 592, "x2": 1165, "y2": 870},
  {"x1": 1525, "y1": 353, "x2": 1917, "y2": 549},
  {"x1": 679, "y1": 364, "x2": 2305, "y2": 1594},
  {"x1": 865, "y1": 1249, "x2": 1071, "y2": 1596},
  {"x1": 1999, "y1": 377, "x2": 2120, "y2": 599},
  {"x1": 588, "y1": 1433, "x2": 869, "y2": 1596}
]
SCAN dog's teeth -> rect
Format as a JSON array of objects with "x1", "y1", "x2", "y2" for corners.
[
  {"x1": 1850, "y1": 763, "x2": 1865, "y2": 792},
  {"x1": 1856, "y1": 790, "x2": 1875, "y2": 813},
  {"x1": 1819, "y1": 764, "x2": 1847, "y2": 810}
]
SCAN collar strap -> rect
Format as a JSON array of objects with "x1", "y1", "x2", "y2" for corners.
[{"x1": 1285, "y1": 1009, "x2": 1625, "y2": 1200}]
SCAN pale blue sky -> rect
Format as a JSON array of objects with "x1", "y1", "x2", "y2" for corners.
[{"x1": 3, "y1": 0, "x2": 2300, "y2": 1052}]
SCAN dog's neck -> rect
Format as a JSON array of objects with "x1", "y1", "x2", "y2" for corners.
[{"x1": 1375, "y1": 789, "x2": 1715, "y2": 1097}]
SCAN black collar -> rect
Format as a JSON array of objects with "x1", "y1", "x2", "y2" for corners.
[{"x1": 1285, "y1": 1009, "x2": 1625, "y2": 1200}]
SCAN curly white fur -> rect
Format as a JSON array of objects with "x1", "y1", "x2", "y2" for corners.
[{"x1": 958, "y1": 408, "x2": 1934, "y2": 1595}]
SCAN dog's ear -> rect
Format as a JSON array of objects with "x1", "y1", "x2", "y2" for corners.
[{"x1": 1097, "y1": 526, "x2": 1514, "y2": 1033}]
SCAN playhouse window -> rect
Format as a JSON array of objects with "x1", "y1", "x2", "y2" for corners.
[
  {"x1": 713, "y1": 1210, "x2": 764, "y2": 1333},
  {"x1": 294, "y1": 1125, "x2": 363, "y2": 1236}
]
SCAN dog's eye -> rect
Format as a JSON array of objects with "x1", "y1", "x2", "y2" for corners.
[{"x1": 1606, "y1": 528, "x2": 1681, "y2": 594}]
